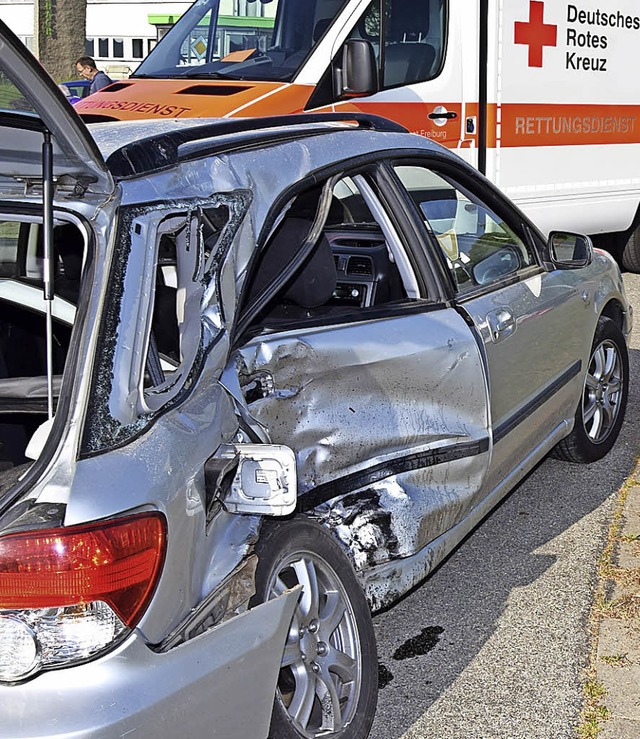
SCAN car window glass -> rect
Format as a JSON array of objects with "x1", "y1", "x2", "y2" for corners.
[
  {"x1": 393, "y1": 165, "x2": 534, "y2": 293},
  {"x1": 0, "y1": 219, "x2": 84, "y2": 370},
  {"x1": 0, "y1": 71, "x2": 36, "y2": 114},
  {"x1": 347, "y1": 0, "x2": 446, "y2": 88},
  {"x1": 0, "y1": 221, "x2": 20, "y2": 277},
  {"x1": 135, "y1": 0, "x2": 352, "y2": 83}
]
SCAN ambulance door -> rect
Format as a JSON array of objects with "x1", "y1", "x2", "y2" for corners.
[{"x1": 309, "y1": 0, "x2": 479, "y2": 160}]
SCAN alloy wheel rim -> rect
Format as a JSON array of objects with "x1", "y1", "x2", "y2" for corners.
[
  {"x1": 268, "y1": 551, "x2": 361, "y2": 737},
  {"x1": 582, "y1": 338, "x2": 623, "y2": 443}
]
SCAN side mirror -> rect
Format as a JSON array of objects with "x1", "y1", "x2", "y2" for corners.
[
  {"x1": 335, "y1": 39, "x2": 378, "y2": 98},
  {"x1": 472, "y1": 245, "x2": 522, "y2": 286},
  {"x1": 548, "y1": 231, "x2": 593, "y2": 268},
  {"x1": 205, "y1": 444, "x2": 297, "y2": 517}
]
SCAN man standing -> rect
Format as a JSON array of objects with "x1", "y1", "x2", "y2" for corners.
[{"x1": 75, "y1": 56, "x2": 113, "y2": 95}]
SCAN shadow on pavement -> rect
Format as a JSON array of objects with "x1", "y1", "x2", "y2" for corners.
[{"x1": 370, "y1": 346, "x2": 640, "y2": 739}]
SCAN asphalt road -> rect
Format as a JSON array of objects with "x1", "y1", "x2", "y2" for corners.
[{"x1": 370, "y1": 272, "x2": 640, "y2": 739}]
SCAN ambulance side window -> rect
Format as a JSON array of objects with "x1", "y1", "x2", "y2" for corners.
[
  {"x1": 350, "y1": 0, "x2": 446, "y2": 88},
  {"x1": 393, "y1": 165, "x2": 535, "y2": 294}
]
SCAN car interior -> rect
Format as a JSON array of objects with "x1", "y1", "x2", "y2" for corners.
[
  {"x1": 244, "y1": 165, "x2": 532, "y2": 333},
  {"x1": 246, "y1": 176, "x2": 412, "y2": 331},
  {"x1": 0, "y1": 220, "x2": 84, "y2": 466}
]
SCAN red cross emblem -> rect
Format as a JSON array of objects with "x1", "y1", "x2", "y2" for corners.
[{"x1": 514, "y1": 1, "x2": 557, "y2": 68}]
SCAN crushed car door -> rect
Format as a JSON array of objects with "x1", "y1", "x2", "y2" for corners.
[{"x1": 226, "y1": 169, "x2": 491, "y2": 570}]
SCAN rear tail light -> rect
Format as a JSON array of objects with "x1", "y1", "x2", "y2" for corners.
[{"x1": 0, "y1": 512, "x2": 166, "y2": 682}]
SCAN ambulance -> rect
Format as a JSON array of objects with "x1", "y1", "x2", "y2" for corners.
[{"x1": 77, "y1": 0, "x2": 640, "y2": 270}]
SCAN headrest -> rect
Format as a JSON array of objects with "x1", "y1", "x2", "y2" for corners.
[
  {"x1": 283, "y1": 232, "x2": 336, "y2": 309},
  {"x1": 313, "y1": 18, "x2": 331, "y2": 42},
  {"x1": 251, "y1": 217, "x2": 337, "y2": 309}
]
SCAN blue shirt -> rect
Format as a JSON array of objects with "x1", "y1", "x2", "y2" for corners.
[{"x1": 89, "y1": 70, "x2": 113, "y2": 95}]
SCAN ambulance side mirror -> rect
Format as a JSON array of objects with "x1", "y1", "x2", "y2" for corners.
[
  {"x1": 548, "y1": 231, "x2": 593, "y2": 269},
  {"x1": 336, "y1": 39, "x2": 378, "y2": 98}
]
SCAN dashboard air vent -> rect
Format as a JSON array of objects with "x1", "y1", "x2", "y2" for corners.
[{"x1": 346, "y1": 256, "x2": 373, "y2": 276}]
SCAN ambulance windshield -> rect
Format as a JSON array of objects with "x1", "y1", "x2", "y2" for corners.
[{"x1": 134, "y1": 0, "x2": 350, "y2": 82}]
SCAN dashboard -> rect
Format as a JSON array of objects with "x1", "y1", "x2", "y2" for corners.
[{"x1": 325, "y1": 228, "x2": 406, "y2": 309}]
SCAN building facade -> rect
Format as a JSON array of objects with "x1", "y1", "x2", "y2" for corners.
[{"x1": 0, "y1": 0, "x2": 269, "y2": 75}]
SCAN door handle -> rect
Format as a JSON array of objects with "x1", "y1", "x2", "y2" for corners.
[
  {"x1": 487, "y1": 308, "x2": 516, "y2": 343},
  {"x1": 428, "y1": 110, "x2": 458, "y2": 120}
]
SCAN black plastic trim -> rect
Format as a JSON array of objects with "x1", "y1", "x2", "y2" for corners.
[
  {"x1": 0, "y1": 111, "x2": 46, "y2": 133},
  {"x1": 478, "y1": 0, "x2": 489, "y2": 174},
  {"x1": 106, "y1": 112, "x2": 408, "y2": 179}
]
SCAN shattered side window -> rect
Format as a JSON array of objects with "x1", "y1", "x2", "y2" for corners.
[
  {"x1": 244, "y1": 171, "x2": 419, "y2": 333},
  {"x1": 81, "y1": 190, "x2": 251, "y2": 455},
  {"x1": 142, "y1": 201, "x2": 234, "y2": 405}
]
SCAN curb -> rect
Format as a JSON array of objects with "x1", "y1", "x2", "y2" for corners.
[{"x1": 581, "y1": 467, "x2": 640, "y2": 738}]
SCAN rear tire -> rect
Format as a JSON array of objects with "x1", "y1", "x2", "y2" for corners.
[
  {"x1": 553, "y1": 317, "x2": 628, "y2": 463},
  {"x1": 251, "y1": 518, "x2": 378, "y2": 739},
  {"x1": 621, "y1": 226, "x2": 640, "y2": 272}
]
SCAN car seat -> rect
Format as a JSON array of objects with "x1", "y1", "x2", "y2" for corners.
[
  {"x1": 383, "y1": 43, "x2": 436, "y2": 87},
  {"x1": 53, "y1": 223, "x2": 84, "y2": 303},
  {"x1": 249, "y1": 217, "x2": 337, "y2": 323}
]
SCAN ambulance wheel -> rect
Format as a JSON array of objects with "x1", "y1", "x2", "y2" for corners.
[
  {"x1": 621, "y1": 225, "x2": 640, "y2": 272},
  {"x1": 553, "y1": 317, "x2": 628, "y2": 463},
  {"x1": 251, "y1": 517, "x2": 378, "y2": 739}
]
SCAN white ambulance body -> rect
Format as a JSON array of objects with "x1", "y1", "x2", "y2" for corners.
[
  {"x1": 482, "y1": 0, "x2": 639, "y2": 268},
  {"x1": 78, "y1": 0, "x2": 640, "y2": 267}
]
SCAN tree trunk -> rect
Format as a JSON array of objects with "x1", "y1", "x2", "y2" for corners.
[{"x1": 34, "y1": 0, "x2": 87, "y2": 82}]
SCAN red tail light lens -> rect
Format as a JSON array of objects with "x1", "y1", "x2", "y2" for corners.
[{"x1": 0, "y1": 513, "x2": 167, "y2": 627}]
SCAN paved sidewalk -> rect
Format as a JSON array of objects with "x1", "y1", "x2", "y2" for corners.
[{"x1": 589, "y1": 469, "x2": 640, "y2": 738}]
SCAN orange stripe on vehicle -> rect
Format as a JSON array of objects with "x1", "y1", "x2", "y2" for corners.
[
  {"x1": 499, "y1": 104, "x2": 640, "y2": 147},
  {"x1": 76, "y1": 80, "x2": 289, "y2": 120}
]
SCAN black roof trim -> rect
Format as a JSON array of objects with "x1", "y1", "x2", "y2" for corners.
[{"x1": 105, "y1": 113, "x2": 408, "y2": 179}]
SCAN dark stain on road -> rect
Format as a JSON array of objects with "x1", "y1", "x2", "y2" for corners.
[
  {"x1": 392, "y1": 626, "x2": 445, "y2": 660},
  {"x1": 378, "y1": 662, "x2": 394, "y2": 689}
]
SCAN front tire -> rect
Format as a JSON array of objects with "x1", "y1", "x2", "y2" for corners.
[
  {"x1": 251, "y1": 518, "x2": 378, "y2": 739},
  {"x1": 554, "y1": 316, "x2": 628, "y2": 463}
]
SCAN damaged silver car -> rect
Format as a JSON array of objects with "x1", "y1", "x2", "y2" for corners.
[{"x1": 0, "y1": 19, "x2": 632, "y2": 739}]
